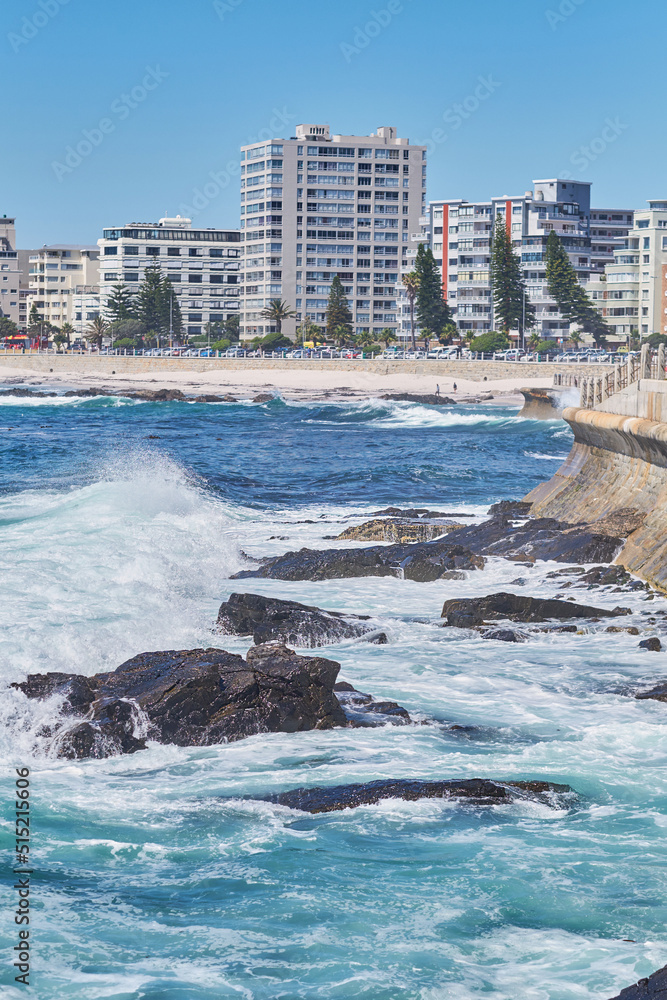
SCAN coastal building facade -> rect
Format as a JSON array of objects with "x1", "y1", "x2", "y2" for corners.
[
  {"x1": 26, "y1": 245, "x2": 100, "y2": 329},
  {"x1": 412, "y1": 179, "x2": 635, "y2": 345},
  {"x1": 0, "y1": 217, "x2": 23, "y2": 327},
  {"x1": 587, "y1": 200, "x2": 667, "y2": 343},
  {"x1": 97, "y1": 217, "x2": 241, "y2": 338},
  {"x1": 239, "y1": 124, "x2": 427, "y2": 341}
]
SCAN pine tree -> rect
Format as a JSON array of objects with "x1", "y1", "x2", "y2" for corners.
[
  {"x1": 414, "y1": 244, "x2": 450, "y2": 337},
  {"x1": 545, "y1": 231, "x2": 609, "y2": 346},
  {"x1": 137, "y1": 263, "x2": 166, "y2": 336},
  {"x1": 326, "y1": 275, "x2": 353, "y2": 340},
  {"x1": 490, "y1": 217, "x2": 535, "y2": 335},
  {"x1": 106, "y1": 284, "x2": 136, "y2": 323}
]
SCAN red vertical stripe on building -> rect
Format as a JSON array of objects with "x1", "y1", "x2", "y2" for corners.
[
  {"x1": 505, "y1": 200, "x2": 512, "y2": 238},
  {"x1": 441, "y1": 205, "x2": 448, "y2": 300}
]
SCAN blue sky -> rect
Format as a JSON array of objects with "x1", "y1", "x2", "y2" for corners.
[{"x1": 2, "y1": 0, "x2": 663, "y2": 247}]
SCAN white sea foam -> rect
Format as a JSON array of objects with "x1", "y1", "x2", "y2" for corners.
[{"x1": 524, "y1": 451, "x2": 569, "y2": 460}]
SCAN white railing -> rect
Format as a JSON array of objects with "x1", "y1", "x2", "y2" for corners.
[{"x1": 576, "y1": 343, "x2": 666, "y2": 409}]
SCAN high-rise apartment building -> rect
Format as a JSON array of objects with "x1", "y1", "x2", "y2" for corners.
[
  {"x1": 588, "y1": 200, "x2": 667, "y2": 343},
  {"x1": 239, "y1": 124, "x2": 427, "y2": 341},
  {"x1": 0, "y1": 217, "x2": 23, "y2": 327},
  {"x1": 590, "y1": 208, "x2": 634, "y2": 276},
  {"x1": 27, "y1": 245, "x2": 99, "y2": 329},
  {"x1": 97, "y1": 217, "x2": 241, "y2": 338}
]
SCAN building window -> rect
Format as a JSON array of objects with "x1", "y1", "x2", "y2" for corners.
[
  {"x1": 168, "y1": 247, "x2": 180, "y2": 256},
  {"x1": 104, "y1": 247, "x2": 117, "y2": 255},
  {"x1": 125, "y1": 246, "x2": 139, "y2": 255},
  {"x1": 146, "y1": 247, "x2": 160, "y2": 256}
]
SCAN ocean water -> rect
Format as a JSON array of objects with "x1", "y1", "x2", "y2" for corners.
[{"x1": 1, "y1": 390, "x2": 666, "y2": 1000}]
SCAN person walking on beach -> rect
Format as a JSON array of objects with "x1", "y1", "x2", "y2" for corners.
[
  {"x1": 453, "y1": 382, "x2": 457, "y2": 392},
  {"x1": 435, "y1": 384, "x2": 440, "y2": 396}
]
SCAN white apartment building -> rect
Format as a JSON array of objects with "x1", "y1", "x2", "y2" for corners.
[
  {"x1": 0, "y1": 217, "x2": 23, "y2": 327},
  {"x1": 590, "y1": 208, "x2": 634, "y2": 276},
  {"x1": 239, "y1": 124, "x2": 427, "y2": 341},
  {"x1": 72, "y1": 286, "x2": 101, "y2": 337},
  {"x1": 588, "y1": 200, "x2": 667, "y2": 343},
  {"x1": 27, "y1": 245, "x2": 99, "y2": 328},
  {"x1": 98, "y1": 217, "x2": 241, "y2": 337}
]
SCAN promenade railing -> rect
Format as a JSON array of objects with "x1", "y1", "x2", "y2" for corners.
[{"x1": 575, "y1": 344, "x2": 666, "y2": 410}]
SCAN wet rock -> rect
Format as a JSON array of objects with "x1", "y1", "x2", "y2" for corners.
[
  {"x1": 193, "y1": 394, "x2": 225, "y2": 402},
  {"x1": 252, "y1": 392, "x2": 275, "y2": 403},
  {"x1": 371, "y1": 507, "x2": 474, "y2": 519},
  {"x1": 636, "y1": 682, "x2": 667, "y2": 702},
  {"x1": 444, "y1": 514, "x2": 624, "y2": 565},
  {"x1": 639, "y1": 637, "x2": 662, "y2": 652},
  {"x1": 549, "y1": 564, "x2": 648, "y2": 592},
  {"x1": 13, "y1": 643, "x2": 351, "y2": 759},
  {"x1": 606, "y1": 626, "x2": 640, "y2": 635},
  {"x1": 232, "y1": 540, "x2": 484, "y2": 582},
  {"x1": 216, "y1": 592, "x2": 377, "y2": 647},
  {"x1": 333, "y1": 681, "x2": 412, "y2": 726},
  {"x1": 264, "y1": 778, "x2": 575, "y2": 814},
  {"x1": 441, "y1": 592, "x2": 629, "y2": 629},
  {"x1": 0, "y1": 387, "x2": 58, "y2": 397},
  {"x1": 488, "y1": 500, "x2": 532, "y2": 516},
  {"x1": 129, "y1": 388, "x2": 186, "y2": 401},
  {"x1": 605, "y1": 964, "x2": 667, "y2": 999},
  {"x1": 381, "y1": 392, "x2": 456, "y2": 405},
  {"x1": 481, "y1": 628, "x2": 528, "y2": 643},
  {"x1": 336, "y1": 518, "x2": 460, "y2": 544}
]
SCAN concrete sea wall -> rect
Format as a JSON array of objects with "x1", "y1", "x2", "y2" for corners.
[
  {"x1": 0, "y1": 354, "x2": 611, "y2": 380},
  {"x1": 525, "y1": 403, "x2": 667, "y2": 590}
]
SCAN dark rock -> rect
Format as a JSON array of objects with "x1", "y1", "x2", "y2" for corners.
[
  {"x1": 333, "y1": 682, "x2": 412, "y2": 726},
  {"x1": 381, "y1": 393, "x2": 456, "y2": 405},
  {"x1": 441, "y1": 592, "x2": 629, "y2": 629},
  {"x1": 481, "y1": 628, "x2": 528, "y2": 643},
  {"x1": 336, "y1": 518, "x2": 459, "y2": 544},
  {"x1": 371, "y1": 508, "x2": 474, "y2": 519},
  {"x1": 606, "y1": 626, "x2": 640, "y2": 635},
  {"x1": 13, "y1": 643, "x2": 350, "y2": 759},
  {"x1": 216, "y1": 592, "x2": 376, "y2": 647},
  {"x1": 605, "y1": 964, "x2": 667, "y2": 999},
  {"x1": 639, "y1": 637, "x2": 662, "y2": 652},
  {"x1": 550, "y1": 564, "x2": 648, "y2": 592},
  {"x1": 252, "y1": 393, "x2": 275, "y2": 403},
  {"x1": 232, "y1": 540, "x2": 484, "y2": 582},
  {"x1": 193, "y1": 394, "x2": 225, "y2": 402},
  {"x1": 444, "y1": 514, "x2": 624, "y2": 565},
  {"x1": 264, "y1": 777, "x2": 575, "y2": 814},
  {"x1": 130, "y1": 388, "x2": 186, "y2": 401},
  {"x1": 488, "y1": 500, "x2": 532, "y2": 516},
  {"x1": 0, "y1": 388, "x2": 58, "y2": 397},
  {"x1": 636, "y1": 682, "x2": 667, "y2": 702}
]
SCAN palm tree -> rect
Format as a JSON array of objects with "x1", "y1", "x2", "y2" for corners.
[
  {"x1": 402, "y1": 272, "x2": 420, "y2": 351},
  {"x1": 333, "y1": 323, "x2": 351, "y2": 348},
  {"x1": 380, "y1": 328, "x2": 397, "y2": 349},
  {"x1": 60, "y1": 322, "x2": 74, "y2": 350},
  {"x1": 528, "y1": 331, "x2": 541, "y2": 352},
  {"x1": 87, "y1": 315, "x2": 108, "y2": 350},
  {"x1": 569, "y1": 330, "x2": 583, "y2": 349},
  {"x1": 260, "y1": 298, "x2": 296, "y2": 334}
]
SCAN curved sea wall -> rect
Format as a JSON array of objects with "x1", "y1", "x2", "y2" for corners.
[
  {"x1": 525, "y1": 405, "x2": 667, "y2": 590},
  {"x1": 518, "y1": 386, "x2": 578, "y2": 418}
]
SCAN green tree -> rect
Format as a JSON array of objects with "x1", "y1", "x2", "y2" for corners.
[
  {"x1": 333, "y1": 323, "x2": 352, "y2": 348},
  {"x1": 260, "y1": 298, "x2": 296, "y2": 334},
  {"x1": 490, "y1": 216, "x2": 535, "y2": 336},
  {"x1": 87, "y1": 315, "x2": 108, "y2": 349},
  {"x1": 380, "y1": 327, "x2": 397, "y2": 348},
  {"x1": 0, "y1": 316, "x2": 19, "y2": 338},
  {"x1": 545, "y1": 231, "x2": 609, "y2": 346},
  {"x1": 258, "y1": 330, "x2": 291, "y2": 350},
  {"x1": 438, "y1": 322, "x2": 458, "y2": 346},
  {"x1": 414, "y1": 244, "x2": 451, "y2": 341},
  {"x1": 470, "y1": 330, "x2": 509, "y2": 354},
  {"x1": 28, "y1": 303, "x2": 41, "y2": 334},
  {"x1": 137, "y1": 263, "x2": 165, "y2": 336},
  {"x1": 222, "y1": 314, "x2": 240, "y2": 343},
  {"x1": 402, "y1": 271, "x2": 420, "y2": 350},
  {"x1": 106, "y1": 283, "x2": 136, "y2": 323},
  {"x1": 211, "y1": 338, "x2": 231, "y2": 352},
  {"x1": 326, "y1": 276, "x2": 353, "y2": 340},
  {"x1": 60, "y1": 321, "x2": 74, "y2": 348},
  {"x1": 109, "y1": 318, "x2": 144, "y2": 347}
]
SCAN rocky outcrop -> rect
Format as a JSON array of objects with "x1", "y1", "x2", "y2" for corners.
[
  {"x1": 636, "y1": 682, "x2": 667, "y2": 702},
  {"x1": 336, "y1": 519, "x2": 460, "y2": 544},
  {"x1": 381, "y1": 393, "x2": 456, "y2": 405},
  {"x1": 605, "y1": 964, "x2": 667, "y2": 999},
  {"x1": 14, "y1": 644, "x2": 414, "y2": 758},
  {"x1": 441, "y1": 592, "x2": 629, "y2": 629},
  {"x1": 371, "y1": 507, "x2": 474, "y2": 519},
  {"x1": 264, "y1": 778, "x2": 575, "y2": 813},
  {"x1": 638, "y1": 637, "x2": 662, "y2": 652},
  {"x1": 481, "y1": 628, "x2": 528, "y2": 642},
  {"x1": 546, "y1": 564, "x2": 649, "y2": 593},
  {"x1": 216, "y1": 592, "x2": 378, "y2": 647},
  {"x1": 519, "y1": 386, "x2": 572, "y2": 419},
  {"x1": 443, "y1": 513, "x2": 627, "y2": 565},
  {"x1": 232, "y1": 539, "x2": 484, "y2": 582}
]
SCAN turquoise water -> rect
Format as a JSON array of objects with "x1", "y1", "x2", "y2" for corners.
[{"x1": 1, "y1": 391, "x2": 666, "y2": 999}]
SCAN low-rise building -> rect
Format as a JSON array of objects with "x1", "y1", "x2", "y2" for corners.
[
  {"x1": 97, "y1": 216, "x2": 241, "y2": 338},
  {"x1": 27, "y1": 245, "x2": 99, "y2": 328}
]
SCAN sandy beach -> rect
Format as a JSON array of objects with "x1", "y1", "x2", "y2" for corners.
[{"x1": 0, "y1": 362, "x2": 553, "y2": 404}]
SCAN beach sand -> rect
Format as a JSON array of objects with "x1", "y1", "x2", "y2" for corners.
[{"x1": 0, "y1": 363, "x2": 553, "y2": 404}]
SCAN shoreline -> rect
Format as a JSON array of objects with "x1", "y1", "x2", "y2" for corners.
[{"x1": 0, "y1": 363, "x2": 550, "y2": 404}]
